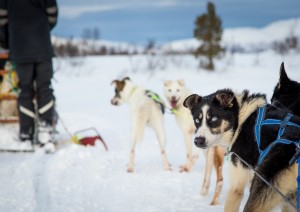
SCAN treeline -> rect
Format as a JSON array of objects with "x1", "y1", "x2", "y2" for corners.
[
  {"x1": 52, "y1": 38, "x2": 140, "y2": 57},
  {"x1": 52, "y1": 33, "x2": 299, "y2": 58}
]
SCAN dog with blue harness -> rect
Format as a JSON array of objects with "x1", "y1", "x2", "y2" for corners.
[{"x1": 184, "y1": 88, "x2": 300, "y2": 212}]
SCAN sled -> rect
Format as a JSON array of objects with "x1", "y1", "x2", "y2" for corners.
[
  {"x1": 58, "y1": 115, "x2": 108, "y2": 151},
  {"x1": 72, "y1": 127, "x2": 108, "y2": 151},
  {"x1": 0, "y1": 148, "x2": 34, "y2": 153},
  {"x1": 0, "y1": 53, "x2": 19, "y2": 124},
  {"x1": 0, "y1": 116, "x2": 19, "y2": 124}
]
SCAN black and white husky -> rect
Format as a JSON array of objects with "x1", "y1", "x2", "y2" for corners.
[
  {"x1": 111, "y1": 77, "x2": 171, "y2": 172},
  {"x1": 183, "y1": 88, "x2": 300, "y2": 211},
  {"x1": 271, "y1": 62, "x2": 300, "y2": 117}
]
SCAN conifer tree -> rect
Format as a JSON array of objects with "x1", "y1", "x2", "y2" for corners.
[{"x1": 194, "y1": 2, "x2": 224, "y2": 70}]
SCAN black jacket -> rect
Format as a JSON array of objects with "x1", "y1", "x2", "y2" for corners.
[{"x1": 0, "y1": 0, "x2": 58, "y2": 62}]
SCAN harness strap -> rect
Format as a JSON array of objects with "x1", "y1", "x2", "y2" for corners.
[
  {"x1": 255, "y1": 106, "x2": 265, "y2": 154},
  {"x1": 256, "y1": 106, "x2": 299, "y2": 166},
  {"x1": 261, "y1": 119, "x2": 300, "y2": 128},
  {"x1": 145, "y1": 90, "x2": 165, "y2": 114}
]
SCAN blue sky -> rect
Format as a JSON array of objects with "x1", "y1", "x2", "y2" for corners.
[{"x1": 53, "y1": 0, "x2": 300, "y2": 45}]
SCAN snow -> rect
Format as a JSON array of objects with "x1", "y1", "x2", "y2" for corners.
[{"x1": 1, "y1": 20, "x2": 300, "y2": 211}]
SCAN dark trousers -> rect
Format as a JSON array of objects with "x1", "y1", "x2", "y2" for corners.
[{"x1": 15, "y1": 60, "x2": 55, "y2": 137}]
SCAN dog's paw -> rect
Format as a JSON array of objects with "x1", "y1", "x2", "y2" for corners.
[
  {"x1": 127, "y1": 167, "x2": 134, "y2": 173},
  {"x1": 179, "y1": 166, "x2": 190, "y2": 172},
  {"x1": 164, "y1": 164, "x2": 172, "y2": 171},
  {"x1": 209, "y1": 199, "x2": 219, "y2": 205}
]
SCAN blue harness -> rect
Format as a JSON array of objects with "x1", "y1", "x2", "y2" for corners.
[{"x1": 255, "y1": 106, "x2": 300, "y2": 165}]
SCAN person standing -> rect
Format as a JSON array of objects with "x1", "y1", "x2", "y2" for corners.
[{"x1": 0, "y1": 0, "x2": 58, "y2": 151}]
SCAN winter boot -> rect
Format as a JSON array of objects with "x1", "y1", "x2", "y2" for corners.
[
  {"x1": 15, "y1": 132, "x2": 33, "y2": 150},
  {"x1": 37, "y1": 121, "x2": 56, "y2": 153}
]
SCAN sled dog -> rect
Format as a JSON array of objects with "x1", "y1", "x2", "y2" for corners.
[
  {"x1": 111, "y1": 77, "x2": 171, "y2": 172},
  {"x1": 164, "y1": 79, "x2": 225, "y2": 205},
  {"x1": 184, "y1": 88, "x2": 300, "y2": 212},
  {"x1": 271, "y1": 62, "x2": 300, "y2": 117}
]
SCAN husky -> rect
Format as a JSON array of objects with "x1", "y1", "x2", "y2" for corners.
[
  {"x1": 111, "y1": 77, "x2": 171, "y2": 172},
  {"x1": 164, "y1": 79, "x2": 225, "y2": 205},
  {"x1": 184, "y1": 88, "x2": 300, "y2": 211},
  {"x1": 271, "y1": 62, "x2": 300, "y2": 116}
]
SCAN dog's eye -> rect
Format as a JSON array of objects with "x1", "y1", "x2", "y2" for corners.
[
  {"x1": 168, "y1": 89, "x2": 171, "y2": 92},
  {"x1": 176, "y1": 89, "x2": 180, "y2": 92},
  {"x1": 211, "y1": 116, "x2": 218, "y2": 122}
]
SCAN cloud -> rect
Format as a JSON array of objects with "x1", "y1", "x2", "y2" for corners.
[
  {"x1": 60, "y1": 5, "x2": 123, "y2": 18},
  {"x1": 59, "y1": 0, "x2": 202, "y2": 19}
]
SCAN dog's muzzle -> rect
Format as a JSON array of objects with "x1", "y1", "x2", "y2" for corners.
[{"x1": 194, "y1": 136, "x2": 207, "y2": 149}]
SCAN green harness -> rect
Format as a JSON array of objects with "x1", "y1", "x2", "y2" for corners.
[{"x1": 145, "y1": 90, "x2": 165, "y2": 114}]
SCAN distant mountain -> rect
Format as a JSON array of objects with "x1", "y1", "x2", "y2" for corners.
[{"x1": 161, "y1": 17, "x2": 300, "y2": 53}]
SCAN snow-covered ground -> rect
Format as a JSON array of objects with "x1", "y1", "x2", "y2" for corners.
[{"x1": 0, "y1": 47, "x2": 300, "y2": 211}]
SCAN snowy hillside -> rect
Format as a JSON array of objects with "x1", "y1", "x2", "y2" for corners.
[{"x1": 161, "y1": 17, "x2": 300, "y2": 53}]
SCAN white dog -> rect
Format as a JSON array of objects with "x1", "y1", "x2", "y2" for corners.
[
  {"x1": 164, "y1": 80, "x2": 225, "y2": 205},
  {"x1": 111, "y1": 77, "x2": 171, "y2": 173}
]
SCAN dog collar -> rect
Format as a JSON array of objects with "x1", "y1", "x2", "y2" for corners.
[{"x1": 129, "y1": 86, "x2": 138, "y2": 98}]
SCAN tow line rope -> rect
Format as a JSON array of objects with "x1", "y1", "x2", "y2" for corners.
[{"x1": 227, "y1": 151, "x2": 297, "y2": 210}]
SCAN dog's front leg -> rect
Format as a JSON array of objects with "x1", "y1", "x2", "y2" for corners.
[
  {"x1": 180, "y1": 131, "x2": 194, "y2": 172},
  {"x1": 210, "y1": 146, "x2": 225, "y2": 205},
  {"x1": 224, "y1": 161, "x2": 249, "y2": 212},
  {"x1": 201, "y1": 147, "x2": 214, "y2": 196}
]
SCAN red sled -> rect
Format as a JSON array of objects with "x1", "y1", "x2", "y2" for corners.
[{"x1": 72, "y1": 127, "x2": 108, "y2": 151}]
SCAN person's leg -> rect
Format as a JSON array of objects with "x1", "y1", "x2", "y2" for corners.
[
  {"x1": 35, "y1": 60, "x2": 55, "y2": 126},
  {"x1": 15, "y1": 62, "x2": 35, "y2": 141},
  {"x1": 34, "y1": 60, "x2": 56, "y2": 146}
]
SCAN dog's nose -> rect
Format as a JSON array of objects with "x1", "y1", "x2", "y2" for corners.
[
  {"x1": 171, "y1": 96, "x2": 176, "y2": 101},
  {"x1": 194, "y1": 136, "x2": 207, "y2": 148}
]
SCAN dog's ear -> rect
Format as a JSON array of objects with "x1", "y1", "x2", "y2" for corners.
[
  {"x1": 279, "y1": 62, "x2": 290, "y2": 85},
  {"x1": 164, "y1": 80, "x2": 172, "y2": 86},
  {"x1": 215, "y1": 92, "x2": 234, "y2": 108},
  {"x1": 183, "y1": 94, "x2": 202, "y2": 110},
  {"x1": 123, "y1": 77, "x2": 131, "y2": 81},
  {"x1": 111, "y1": 79, "x2": 118, "y2": 86},
  {"x1": 177, "y1": 79, "x2": 185, "y2": 86}
]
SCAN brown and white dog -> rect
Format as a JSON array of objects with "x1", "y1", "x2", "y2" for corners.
[
  {"x1": 111, "y1": 77, "x2": 171, "y2": 172},
  {"x1": 164, "y1": 80, "x2": 225, "y2": 205}
]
